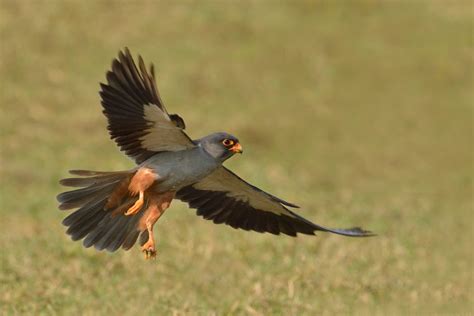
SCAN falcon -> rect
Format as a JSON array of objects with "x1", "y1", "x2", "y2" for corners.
[{"x1": 58, "y1": 48, "x2": 373, "y2": 259}]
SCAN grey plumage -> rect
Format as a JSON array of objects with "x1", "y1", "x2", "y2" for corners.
[
  {"x1": 195, "y1": 132, "x2": 240, "y2": 162},
  {"x1": 58, "y1": 48, "x2": 374, "y2": 255}
]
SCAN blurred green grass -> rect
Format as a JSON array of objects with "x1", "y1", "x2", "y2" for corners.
[{"x1": 0, "y1": 1, "x2": 472, "y2": 315}]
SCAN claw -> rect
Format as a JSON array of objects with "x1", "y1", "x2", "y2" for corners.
[
  {"x1": 141, "y1": 236, "x2": 156, "y2": 260},
  {"x1": 142, "y1": 244, "x2": 156, "y2": 260},
  {"x1": 143, "y1": 247, "x2": 157, "y2": 260}
]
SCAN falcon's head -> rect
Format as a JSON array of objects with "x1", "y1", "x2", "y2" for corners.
[{"x1": 197, "y1": 132, "x2": 243, "y2": 162}]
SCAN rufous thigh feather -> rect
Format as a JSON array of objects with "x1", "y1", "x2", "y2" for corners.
[
  {"x1": 128, "y1": 168, "x2": 156, "y2": 195},
  {"x1": 139, "y1": 191, "x2": 175, "y2": 259}
]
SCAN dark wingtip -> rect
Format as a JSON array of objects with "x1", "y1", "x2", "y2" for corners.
[
  {"x1": 116, "y1": 47, "x2": 131, "y2": 61},
  {"x1": 331, "y1": 227, "x2": 376, "y2": 237},
  {"x1": 283, "y1": 201, "x2": 300, "y2": 208}
]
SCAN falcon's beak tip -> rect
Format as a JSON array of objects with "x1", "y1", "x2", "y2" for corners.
[{"x1": 231, "y1": 143, "x2": 243, "y2": 154}]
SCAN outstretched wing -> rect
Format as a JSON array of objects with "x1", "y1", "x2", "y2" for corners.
[
  {"x1": 99, "y1": 48, "x2": 195, "y2": 164},
  {"x1": 176, "y1": 167, "x2": 374, "y2": 237}
]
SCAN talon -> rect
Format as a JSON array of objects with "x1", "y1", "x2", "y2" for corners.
[
  {"x1": 141, "y1": 236, "x2": 156, "y2": 260},
  {"x1": 142, "y1": 247, "x2": 156, "y2": 259}
]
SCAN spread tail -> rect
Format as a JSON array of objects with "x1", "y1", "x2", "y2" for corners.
[{"x1": 57, "y1": 170, "x2": 151, "y2": 252}]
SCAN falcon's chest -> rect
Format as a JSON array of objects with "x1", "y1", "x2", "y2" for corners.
[{"x1": 141, "y1": 148, "x2": 219, "y2": 192}]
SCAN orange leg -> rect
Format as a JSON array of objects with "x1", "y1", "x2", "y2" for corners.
[
  {"x1": 125, "y1": 168, "x2": 157, "y2": 216},
  {"x1": 139, "y1": 191, "x2": 175, "y2": 259}
]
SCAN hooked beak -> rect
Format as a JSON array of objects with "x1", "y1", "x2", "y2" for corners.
[{"x1": 230, "y1": 142, "x2": 243, "y2": 154}]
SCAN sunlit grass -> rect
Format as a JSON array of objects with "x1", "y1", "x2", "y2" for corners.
[{"x1": 1, "y1": 1, "x2": 472, "y2": 314}]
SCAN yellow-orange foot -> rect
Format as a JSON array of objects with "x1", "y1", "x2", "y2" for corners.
[
  {"x1": 125, "y1": 191, "x2": 144, "y2": 216},
  {"x1": 141, "y1": 239, "x2": 156, "y2": 260}
]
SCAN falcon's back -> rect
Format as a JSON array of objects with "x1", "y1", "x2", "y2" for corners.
[{"x1": 140, "y1": 146, "x2": 220, "y2": 193}]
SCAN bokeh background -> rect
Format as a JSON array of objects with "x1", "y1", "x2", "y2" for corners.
[{"x1": 1, "y1": 1, "x2": 472, "y2": 314}]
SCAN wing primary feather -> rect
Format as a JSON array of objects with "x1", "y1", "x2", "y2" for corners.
[
  {"x1": 137, "y1": 55, "x2": 160, "y2": 109},
  {"x1": 196, "y1": 195, "x2": 225, "y2": 217},
  {"x1": 212, "y1": 202, "x2": 236, "y2": 224},
  {"x1": 111, "y1": 59, "x2": 144, "y2": 104},
  {"x1": 176, "y1": 167, "x2": 374, "y2": 237},
  {"x1": 121, "y1": 50, "x2": 150, "y2": 102},
  {"x1": 265, "y1": 214, "x2": 281, "y2": 235},
  {"x1": 100, "y1": 48, "x2": 194, "y2": 162},
  {"x1": 278, "y1": 217, "x2": 297, "y2": 237}
]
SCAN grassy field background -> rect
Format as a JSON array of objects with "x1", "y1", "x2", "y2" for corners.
[{"x1": 1, "y1": 1, "x2": 472, "y2": 315}]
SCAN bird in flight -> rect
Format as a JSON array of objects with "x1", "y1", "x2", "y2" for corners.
[{"x1": 58, "y1": 48, "x2": 373, "y2": 259}]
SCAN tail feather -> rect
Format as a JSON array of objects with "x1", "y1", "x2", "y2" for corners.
[
  {"x1": 60, "y1": 173, "x2": 128, "y2": 188},
  {"x1": 95, "y1": 209, "x2": 144, "y2": 251},
  {"x1": 122, "y1": 230, "x2": 140, "y2": 250},
  {"x1": 66, "y1": 201, "x2": 109, "y2": 241},
  {"x1": 63, "y1": 198, "x2": 106, "y2": 228},
  {"x1": 57, "y1": 180, "x2": 121, "y2": 208},
  {"x1": 113, "y1": 213, "x2": 143, "y2": 251},
  {"x1": 139, "y1": 229, "x2": 149, "y2": 246},
  {"x1": 58, "y1": 169, "x2": 147, "y2": 252},
  {"x1": 106, "y1": 219, "x2": 134, "y2": 252},
  {"x1": 82, "y1": 210, "x2": 123, "y2": 249},
  {"x1": 68, "y1": 169, "x2": 126, "y2": 176},
  {"x1": 94, "y1": 215, "x2": 129, "y2": 251},
  {"x1": 59, "y1": 186, "x2": 113, "y2": 211}
]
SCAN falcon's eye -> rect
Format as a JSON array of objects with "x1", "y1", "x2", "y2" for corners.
[{"x1": 222, "y1": 139, "x2": 235, "y2": 147}]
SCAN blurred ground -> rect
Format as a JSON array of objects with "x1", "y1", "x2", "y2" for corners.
[{"x1": 0, "y1": 1, "x2": 472, "y2": 315}]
